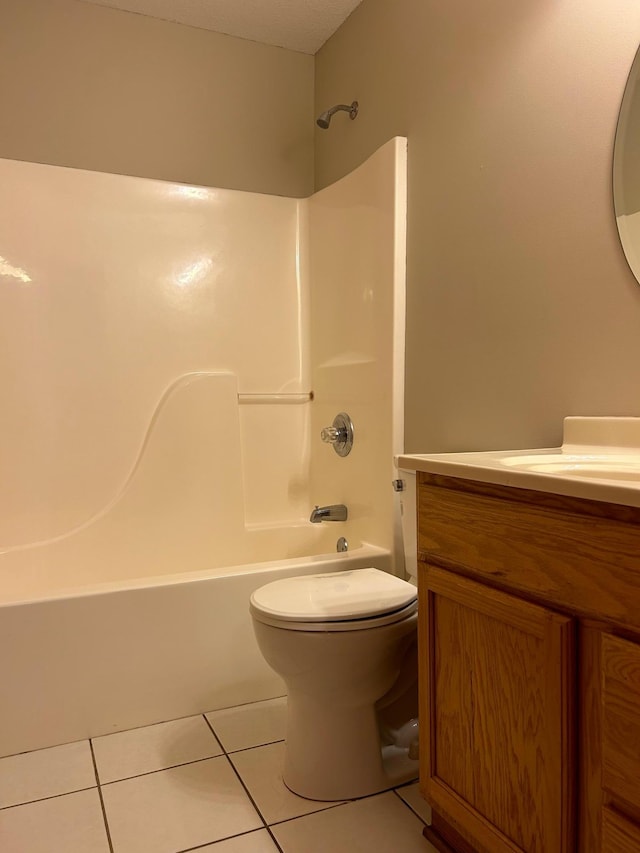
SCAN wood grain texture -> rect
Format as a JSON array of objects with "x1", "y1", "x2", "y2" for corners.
[
  {"x1": 418, "y1": 473, "x2": 640, "y2": 524},
  {"x1": 418, "y1": 475, "x2": 640, "y2": 633},
  {"x1": 418, "y1": 563, "x2": 431, "y2": 808},
  {"x1": 423, "y1": 814, "x2": 478, "y2": 853},
  {"x1": 602, "y1": 634, "x2": 640, "y2": 816},
  {"x1": 422, "y1": 565, "x2": 575, "y2": 853},
  {"x1": 578, "y1": 623, "x2": 603, "y2": 853},
  {"x1": 601, "y1": 807, "x2": 640, "y2": 852}
]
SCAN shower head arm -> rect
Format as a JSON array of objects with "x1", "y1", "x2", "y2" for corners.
[
  {"x1": 329, "y1": 103, "x2": 358, "y2": 117},
  {"x1": 316, "y1": 101, "x2": 359, "y2": 129}
]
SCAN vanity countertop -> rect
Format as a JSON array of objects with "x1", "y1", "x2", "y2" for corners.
[{"x1": 396, "y1": 416, "x2": 640, "y2": 509}]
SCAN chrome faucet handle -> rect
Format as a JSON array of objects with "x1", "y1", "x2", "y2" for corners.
[
  {"x1": 321, "y1": 426, "x2": 344, "y2": 443},
  {"x1": 320, "y1": 412, "x2": 354, "y2": 457}
]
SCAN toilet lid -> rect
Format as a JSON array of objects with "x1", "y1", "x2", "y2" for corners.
[{"x1": 250, "y1": 568, "x2": 417, "y2": 623}]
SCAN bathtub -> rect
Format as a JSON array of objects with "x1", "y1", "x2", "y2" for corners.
[
  {"x1": 0, "y1": 530, "x2": 391, "y2": 758},
  {"x1": 0, "y1": 375, "x2": 394, "y2": 756}
]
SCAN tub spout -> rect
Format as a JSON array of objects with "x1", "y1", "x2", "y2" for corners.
[{"x1": 309, "y1": 504, "x2": 348, "y2": 523}]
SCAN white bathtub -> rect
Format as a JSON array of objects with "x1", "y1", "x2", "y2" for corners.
[
  {"x1": 0, "y1": 375, "x2": 394, "y2": 756},
  {"x1": 0, "y1": 530, "x2": 391, "y2": 758}
]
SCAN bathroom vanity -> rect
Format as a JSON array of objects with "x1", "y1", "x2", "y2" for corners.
[{"x1": 399, "y1": 419, "x2": 640, "y2": 853}]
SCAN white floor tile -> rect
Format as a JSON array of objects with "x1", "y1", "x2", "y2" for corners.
[
  {"x1": 0, "y1": 740, "x2": 95, "y2": 809},
  {"x1": 395, "y1": 782, "x2": 432, "y2": 824},
  {"x1": 92, "y1": 715, "x2": 223, "y2": 783},
  {"x1": 101, "y1": 755, "x2": 262, "y2": 853},
  {"x1": 193, "y1": 828, "x2": 280, "y2": 851},
  {"x1": 0, "y1": 788, "x2": 110, "y2": 853},
  {"x1": 230, "y1": 741, "x2": 342, "y2": 825},
  {"x1": 206, "y1": 697, "x2": 287, "y2": 753},
  {"x1": 272, "y1": 791, "x2": 436, "y2": 853}
]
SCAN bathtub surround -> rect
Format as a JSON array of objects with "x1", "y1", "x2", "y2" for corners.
[
  {"x1": 0, "y1": 139, "x2": 405, "y2": 561},
  {"x1": 309, "y1": 137, "x2": 407, "y2": 557},
  {"x1": 0, "y1": 159, "x2": 308, "y2": 547},
  {"x1": 0, "y1": 138, "x2": 406, "y2": 756}
]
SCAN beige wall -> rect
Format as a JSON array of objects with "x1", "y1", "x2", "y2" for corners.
[
  {"x1": 0, "y1": 0, "x2": 314, "y2": 196},
  {"x1": 315, "y1": 0, "x2": 640, "y2": 452}
]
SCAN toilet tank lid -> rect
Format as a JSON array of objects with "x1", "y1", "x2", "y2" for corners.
[{"x1": 250, "y1": 567, "x2": 417, "y2": 622}]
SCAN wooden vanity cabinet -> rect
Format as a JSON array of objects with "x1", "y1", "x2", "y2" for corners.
[
  {"x1": 416, "y1": 472, "x2": 640, "y2": 853},
  {"x1": 420, "y1": 565, "x2": 574, "y2": 853}
]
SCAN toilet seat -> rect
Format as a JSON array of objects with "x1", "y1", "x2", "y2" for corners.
[
  {"x1": 250, "y1": 567, "x2": 418, "y2": 633},
  {"x1": 250, "y1": 599, "x2": 417, "y2": 632}
]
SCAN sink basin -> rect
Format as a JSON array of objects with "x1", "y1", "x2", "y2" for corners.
[
  {"x1": 396, "y1": 418, "x2": 640, "y2": 509},
  {"x1": 500, "y1": 453, "x2": 640, "y2": 481}
]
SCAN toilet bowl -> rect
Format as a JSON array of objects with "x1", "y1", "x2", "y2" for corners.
[{"x1": 250, "y1": 567, "x2": 419, "y2": 801}]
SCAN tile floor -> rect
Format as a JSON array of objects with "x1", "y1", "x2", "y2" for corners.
[{"x1": 0, "y1": 697, "x2": 435, "y2": 853}]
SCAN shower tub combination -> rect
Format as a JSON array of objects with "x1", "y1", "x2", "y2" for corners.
[
  {"x1": 0, "y1": 137, "x2": 407, "y2": 758},
  {"x1": 0, "y1": 372, "x2": 392, "y2": 757}
]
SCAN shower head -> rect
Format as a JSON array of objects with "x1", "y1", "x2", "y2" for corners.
[{"x1": 316, "y1": 101, "x2": 359, "y2": 130}]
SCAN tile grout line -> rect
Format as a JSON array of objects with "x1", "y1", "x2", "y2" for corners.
[
  {"x1": 94, "y1": 700, "x2": 284, "y2": 742},
  {"x1": 1, "y1": 712, "x2": 214, "y2": 759},
  {"x1": 222, "y1": 737, "x2": 285, "y2": 756},
  {"x1": 98, "y1": 752, "x2": 225, "y2": 787},
  {"x1": 204, "y1": 712, "x2": 409, "y2": 833},
  {"x1": 0, "y1": 698, "x2": 287, "y2": 761},
  {"x1": 263, "y1": 782, "x2": 424, "y2": 829},
  {"x1": 94, "y1": 713, "x2": 225, "y2": 786},
  {"x1": 264, "y1": 825, "x2": 285, "y2": 852},
  {"x1": 88, "y1": 698, "x2": 285, "y2": 745},
  {"x1": 202, "y1": 714, "x2": 348, "y2": 839},
  {"x1": 202, "y1": 715, "x2": 285, "y2": 853},
  {"x1": 392, "y1": 787, "x2": 430, "y2": 825},
  {"x1": 176, "y1": 826, "x2": 279, "y2": 853},
  {"x1": 205, "y1": 695, "x2": 287, "y2": 715},
  {"x1": 0, "y1": 785, "x2": 97, "y2": 812},
  {"x1": 89, "y1": 740, "x2": 115, "y2": 853},
  {"x1": 266, "y1": 799, "x2": 348, "y2": 828}
]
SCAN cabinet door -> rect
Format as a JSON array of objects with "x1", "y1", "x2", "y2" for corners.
[
  {"x1": 602, "y1": 807, "x2": 640, "y2": 853},
  {"x1": 602, "y1": 633, "x2": 640, "y2": 816},
  {"x1": 419, "y1": 564, "x2": 575, "y2": 853}
]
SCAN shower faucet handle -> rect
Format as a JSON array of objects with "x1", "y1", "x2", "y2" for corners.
[
  {"x1": 320, "y1": 412, "x2": 354, "y2": 457},
  {"x1": 321, "y1": 426, "x2": 344, "y2": 443}
]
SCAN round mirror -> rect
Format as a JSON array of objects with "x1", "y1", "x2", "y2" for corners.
[{"x1": 614, "y1": 45, "x2": 640, "y2": 283}]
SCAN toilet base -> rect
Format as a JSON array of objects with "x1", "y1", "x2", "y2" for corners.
[
  {"x1": 282, "y1": 696, "x2": 418, "y2": 801},
  {"x1": 284, "y1": 745, "x2": 418, "y2": 802}
]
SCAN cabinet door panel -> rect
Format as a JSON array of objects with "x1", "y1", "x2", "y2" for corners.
[
  {"x1": 602, "y1": 633, "x2": 640, "y2": 815},
  {"x1": 419, "y1": 564, "x2": 575, "y2": 853},
  {"x1": 602, "y1": 807, "x2": 640, "y2": 853}
]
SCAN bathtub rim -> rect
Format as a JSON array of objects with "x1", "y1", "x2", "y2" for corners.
[{"x1": 0, "y1": 542, "x2": 391, "y2": 609}]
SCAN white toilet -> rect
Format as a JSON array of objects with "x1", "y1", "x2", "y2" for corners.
[{"x1": 250, "y1": 565, "x2": 419, "y2": 801}]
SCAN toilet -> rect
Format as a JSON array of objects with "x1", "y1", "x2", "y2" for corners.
[{"x1": 250, "y1": 564, "x2": 419, "y2": 801}]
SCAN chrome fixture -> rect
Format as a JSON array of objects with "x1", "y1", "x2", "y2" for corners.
[
  {"x1": 336, "y1": 537, "x2": 349, "y2": 553},
  {"x1": 321, "y1": 412, "x2": 354, "y2": 457},
  {"x1": 309, "y1": 504, "x2": 348, "y2": 523},
  {"x1": 316, "y1": 101, "x2": 359, "y2": 130},
  {"x1": 392, "y1": 479, "x2": 405, "y2": 492}
]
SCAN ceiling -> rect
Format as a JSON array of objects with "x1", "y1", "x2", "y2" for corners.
[{"x1": 79, "y1": 0, "x2": 363, "y2": 54}]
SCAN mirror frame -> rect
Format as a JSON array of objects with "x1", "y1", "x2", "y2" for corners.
[{"x1": 614, "y1": 44, "x2": 640, "y2": 284}]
